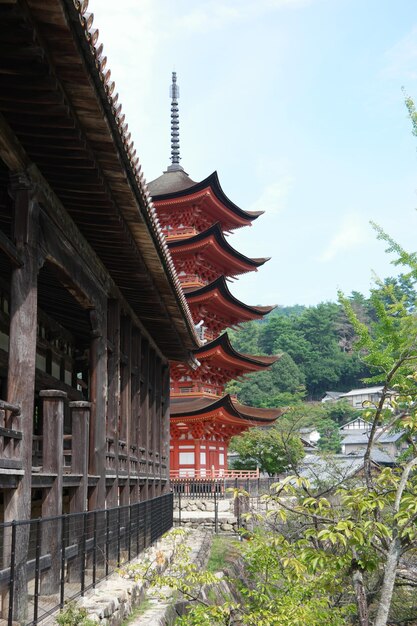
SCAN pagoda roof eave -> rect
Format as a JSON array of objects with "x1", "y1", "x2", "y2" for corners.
[
  {"x1": 169, "y1": 222, "x2": 270, "y2": 273},
  {"x1": 185, "y1": 276, "x2": 276, "y2": 319},
  {"x1": 170, "y1": 394, "x2": 283, "y2": 423},
  {"x1": 151, "y1": 171, "x2": 263, "y2": 222},
  {"x1": 195, "y1": 332, "x2": 279, "y2": 369}
]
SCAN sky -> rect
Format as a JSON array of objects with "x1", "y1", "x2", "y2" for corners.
[{"x1": 92, "y1": 0, "x2": 417, "y2": 308}]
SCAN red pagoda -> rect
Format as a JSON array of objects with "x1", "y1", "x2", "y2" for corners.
[{"x1": 148, "y1": 73, "x2": 283, "y2": 477}]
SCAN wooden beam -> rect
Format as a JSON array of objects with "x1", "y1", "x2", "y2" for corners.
[
  {"x1": 0, "y1": 228, "x2": 23, "y2": 267},
  {"x1": 0, "y1": 111, "x2": 29, "y2": 170}
]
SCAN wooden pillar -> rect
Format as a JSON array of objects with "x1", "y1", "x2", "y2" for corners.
[
  {"x1": 3, "y1": 172, "x2": 39, "y2": 622},
  {"x1": 161, "y1": 364, "x2": 170, "y2": 494},
  {"x1": 106, "y1": 300, "x2": 120, "y2": 508},
  {"x1": 40, "y1": 390, "x2": 66, "y2": 595},
  {"x1": 194, "y1": 440, "x2": 201, "y2": 477},
  {"x1": 148, "y1": 349, "x2": 156, "y2": 498},
  {"x1": 140, "y1": 340, "x2": 149, "y2": 501},
  {"x1": 119, "y1": 316, "x2": 131, "y2": 506},
  {"x1": 154, "y1": 357, "x2": 162, "y2": 496},
  {"x1": 67, "y1": 401, "x2": 90, "y2": 582},
  {"x1": 88, "y1": 310, "x2": 107, "y2": 512},
  {"x1": 130, "y1": 329, "x2": 141, "y2": 502},
  {"x1": 69, "y1": 401, "x2": 91, "y2": 513}
]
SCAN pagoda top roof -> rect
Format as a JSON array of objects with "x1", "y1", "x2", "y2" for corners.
[
  {"x1": 149, "y1": 171, "x2": 263, "y2": 223},
  {"x1": 185, "y1": 276, "x2": 275, "y2": 320},
  {"x1": 195, "y1": 332, "x2": 279, "y2": 369},
  {"x1": 148, "y1": 169, "x2": 198, "y2": 195},
  {"x1": 169, "y1": 222, "x2": 269, "y2": 275},
  {"x1": 170, "y1": 394, "x2": 283, "y2": 423}
]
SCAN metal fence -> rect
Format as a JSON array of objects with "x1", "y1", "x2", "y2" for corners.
[
  {"x1": 171, "y1": 476, "x2": 277, "y2": 499},
  {"x1": 0, "y1": 492, "x2": 173, "y2": 626}
]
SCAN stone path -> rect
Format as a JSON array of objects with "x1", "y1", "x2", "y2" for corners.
[{"x1": 72, "y1": 529, "x2": 212, "y2": 626}]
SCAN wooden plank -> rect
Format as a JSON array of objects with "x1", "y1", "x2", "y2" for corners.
[
  {"x1": 0, "y1": 111, "x2": 29, "y2": 169},
  {"x1": 0, "y1": 427, "x2": 22, "y2": 439},
  {"x1": 0, "y1": 229, "x2": 23, "y2": 267},
  {"x1": 0, "y1": 458, "x2": 22, "y2": 469}
]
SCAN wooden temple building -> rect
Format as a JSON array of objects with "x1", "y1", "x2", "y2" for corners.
[
  {"x1": 0, "y1": 3, "x2": 200, "y2": 525},
  {"x1": 148, "y1": 73, "x2": 283, "y2": 478}
]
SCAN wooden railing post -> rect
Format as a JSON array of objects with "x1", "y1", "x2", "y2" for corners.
[
  {"x1": 69, "y1": 401, "x2": 91, "y2": 513},
  {"x1": 40, "y1": 389, "x2": 66, "y2": 595},
  {"x1": 67, "y1": 401, "x2": 90, "y2": 582}
]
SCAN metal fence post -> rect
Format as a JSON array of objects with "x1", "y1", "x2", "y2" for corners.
[
  {"x1": 117, "y1": 507, "x2": 121, "y2": 566},
  {"x1": 60, "y1": 515, "x2": 66, "y2": 607},
  {"x1": 8, "y1": 521, "x2": 16, "y2": 626},
  {"x1": 81, "y1": 512, "x2": 87, "y2": 596},
  {"x1": 128, "y1": 508, "x2": 132, "y2": 562},
  {"x1": 92, "y1": 510, "x2": 97, "y2": 588},
  {"x1": 214, "y1": 486, "x2": 218, "y2": 534},
  {"x1": 105, "y1": 509, "x2": 110, "y2": 577},
  {"x1": 33, "y1": 519, "x2": 41, "y2": 623}
]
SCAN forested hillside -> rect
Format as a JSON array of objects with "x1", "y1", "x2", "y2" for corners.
[{"x1": 226, "y1": 275, "x2": 415, "y2": 405}]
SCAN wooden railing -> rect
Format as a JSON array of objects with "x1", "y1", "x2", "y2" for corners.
[
  {"x1": 0, "y1": 399, "x2": 22, "y2": 470},
  {"x1": 170, "y1": 468, "x2": 260, "y2": 479}
]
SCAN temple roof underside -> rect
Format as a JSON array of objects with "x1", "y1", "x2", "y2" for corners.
[
  {"x1": 169, "y1": 222, "x2": 269, "y2": 283},
  {"x1": 171, "y1": 332, "x2": 279, "y2": 384},
  {"x1": 170, "y1": 394, "x2": 284, "y2": 440},
  {"x1": 171, "y1": 394, "x2": 284, "y2": 439},
  {"x1": 151, "y1": 172, "x2": 263, "y2": 235},
  {"x1": 185, "y1": 276, "x2": 275, "y2": 334}
]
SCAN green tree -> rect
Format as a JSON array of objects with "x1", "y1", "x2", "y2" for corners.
[
  {"x1": 229, "y1": 427, "x2": 305, "y2": 475},
  {"x1": 226, "y1": 353, "x2": 305, "y2": 407}
]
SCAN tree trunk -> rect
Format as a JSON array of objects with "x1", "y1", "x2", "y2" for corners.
[{"x1": 352, "y1": 568, "x2": 369, "y2": 626}]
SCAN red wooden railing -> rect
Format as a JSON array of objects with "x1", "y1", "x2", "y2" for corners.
[{"x1": 170, "y1": 468, "x2": 260, "y2": 479}]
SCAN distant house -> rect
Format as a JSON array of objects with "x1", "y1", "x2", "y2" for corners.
[
  {"x1": 322, "y1": 391, "x2": 343, "y2": 403},
  {"x1": 299, "y1": 427, "x2": 321, "y2": 445},
  {"x1": 341, "y1": 430, "x2": 407, "y2": 460},
  {"x1": 340, "y1": 417, "x2": 372, "y2": 434},
  {"x1": 298, "y1": 454, "x2": 382, "y2": 490},
  {"x1": 338, "y1": 386, "x2": 395, "y2": 409}
]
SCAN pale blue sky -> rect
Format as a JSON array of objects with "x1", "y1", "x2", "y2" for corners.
[{"x1": 93, "y1": 0, "x2": 417, "y2": 307}]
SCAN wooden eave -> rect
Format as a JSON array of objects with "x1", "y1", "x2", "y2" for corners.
[
  {"x1": 170, "y1": 394, "x2": 282, "y2": 424},
  {"x1": 0, "y1": 0, "x2": 199, "y2": 360},
  {"x1": 153, "y1": 171, "x2": 263, "y2": 221},
  {"x1": 169, "y1": 222, "x2": 269, "y2": 278},
  {"x1": 185, "y1": 276, "x2": 275, "y2": 323},
  {"x1": 195, "y1": 332, "x2": 279, "y2": 370},
  {"x1": 154, "y1": 186, "x2": 259, "y2": 232}
]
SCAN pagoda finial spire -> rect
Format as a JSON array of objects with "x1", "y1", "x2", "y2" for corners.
[{"x1": 167, "y1": 71, "x2": 184, "y2": 172}]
